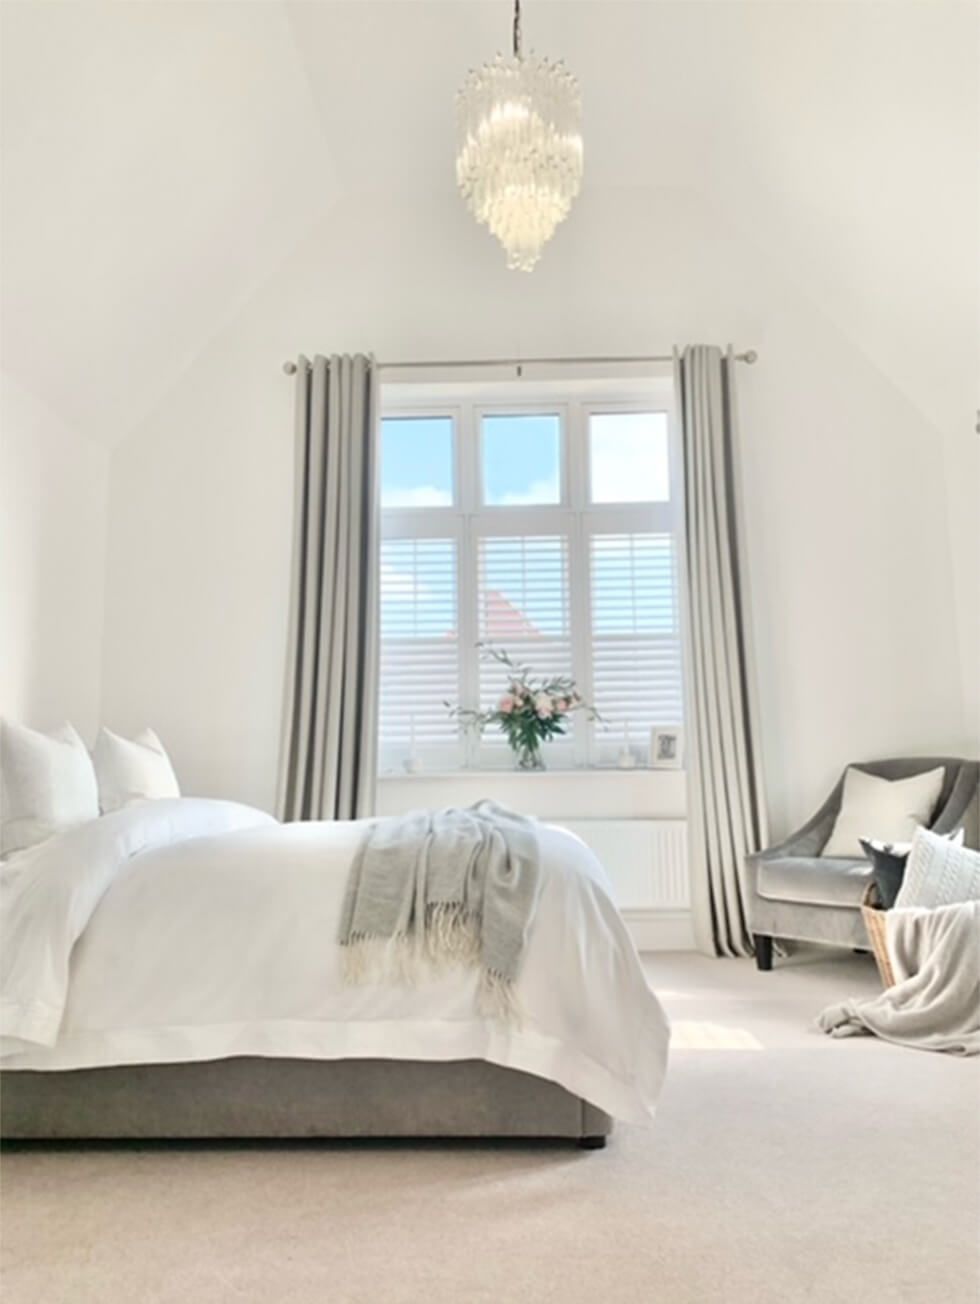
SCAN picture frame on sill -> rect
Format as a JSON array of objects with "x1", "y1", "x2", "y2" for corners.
[{"x1": 650, "y1": 727, "x2": 684, "y2": 769}]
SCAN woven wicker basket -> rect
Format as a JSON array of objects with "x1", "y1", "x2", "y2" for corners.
[{"x1": 861, "y1": 884, "x2": 895, "y2": 988}]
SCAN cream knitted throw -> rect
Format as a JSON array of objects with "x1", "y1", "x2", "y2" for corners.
[{"x1": 818, "y1": 901, "x2": 980, "y2": 1055}]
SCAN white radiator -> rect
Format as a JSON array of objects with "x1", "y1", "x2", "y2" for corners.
[
  {"x1": 553, "y1": 818, "x2": 691, "y2": 913},
  {"x1": 553, "y1": 818, "x2": 692, "y2": 949}
]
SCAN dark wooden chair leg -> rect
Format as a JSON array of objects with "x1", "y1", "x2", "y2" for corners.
[
  {"x1": 579, "y1": 1135, "x2": 607, "y2": 1150},
  {"x1": 754, "y1": 934, "x2": 774, "y2": 971}
]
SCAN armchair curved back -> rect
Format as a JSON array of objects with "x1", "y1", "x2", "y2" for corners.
[{"x1": 780, "y1": 757, "x2": 979, "y2": 858}]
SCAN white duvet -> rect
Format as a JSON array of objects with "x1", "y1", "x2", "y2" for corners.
[{"x1": 0, "y1": 799, "x2": 670, "y2": 1124}]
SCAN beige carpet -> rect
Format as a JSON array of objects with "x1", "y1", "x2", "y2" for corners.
[{"x1": 2, "y1": 949, "x2": 978, "y2": 1304}]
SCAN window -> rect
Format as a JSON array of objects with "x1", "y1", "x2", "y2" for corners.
[
  {"x1": 588, "y1": 411, "x2": 670, "y2": 503},
  {"x1": 381, "y1": 415, "x2": 454, "y2": 508},
  {"x1": 481, "y1": 413, "x2": 562, "y2": 505},
  {"x1": 379, "y1": 384, "x2": 683, "y2": 772}
]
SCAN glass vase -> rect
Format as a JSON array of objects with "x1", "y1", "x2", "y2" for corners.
[{"x1": 514, "y1": 740, "x2": 545, "y2": 771}]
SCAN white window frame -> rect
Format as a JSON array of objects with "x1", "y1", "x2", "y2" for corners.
[{"x1": 380, "y1": 380, "x2": 681, "y2": 773}]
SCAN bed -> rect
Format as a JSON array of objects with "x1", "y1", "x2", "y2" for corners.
[{"x1": 0, "y1": 799, "x2": 669, "y2": 1145}]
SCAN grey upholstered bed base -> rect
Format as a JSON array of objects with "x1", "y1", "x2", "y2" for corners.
[{"x1": 0, "y1": 1058, "x2": 612, "y2": 1147}]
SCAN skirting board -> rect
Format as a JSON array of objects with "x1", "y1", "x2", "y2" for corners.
[{"x1": 623, "y1": 908, "x2": 695, "y2": 951}]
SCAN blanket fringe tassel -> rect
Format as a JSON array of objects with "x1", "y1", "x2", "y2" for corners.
[
  {"x1": 478, "y1": 969, "x2": 522, "y2": 1026},
  {"x1": 341, "y1": 904, "x2": 521, "y2": 1026}
]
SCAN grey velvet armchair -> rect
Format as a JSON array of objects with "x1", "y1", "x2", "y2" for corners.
[{"x1": 744, "y1": 757, "x2": 979, "y2": 970}]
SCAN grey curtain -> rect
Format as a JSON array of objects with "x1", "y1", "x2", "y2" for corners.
[
  {"x1": 278, "y1": 353, "x2": 379, "y2": 821},
  {"x1": 674, "y1": 345, "x2": 768, "y2": 956}
]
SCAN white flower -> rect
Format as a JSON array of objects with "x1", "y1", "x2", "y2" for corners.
[{"x1": 534, "y1": 692, "x2": 553, "y2": 718}]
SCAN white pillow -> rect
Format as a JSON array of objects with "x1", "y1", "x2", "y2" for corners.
[
  {"x1": 92, "y1": 727, "x2": 180, "y2": 813},
  {"x1": 822, "y1": 765, "x2": 945, "y2": 858},
  {"x1": 895, "y1": 826, "x2": 980, "y2": 910},
  {"x1": 0, "y1": 720, "x2": 99, "y2": 857}
]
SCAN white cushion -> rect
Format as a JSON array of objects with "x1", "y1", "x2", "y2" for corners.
[
  {"x1": 92, "y1": 727, "x2": 180, "y2": 813},
  {"x1": 822, "y1": 765, "x2": 945, "y2": 858},
  {"x1": 1, "y1": 720, "x2": 99, "y2": 857},
  {"x1": 895, "y1": 826, "x2": 980, "y2": 909}
]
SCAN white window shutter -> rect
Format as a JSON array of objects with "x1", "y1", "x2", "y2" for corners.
[
  {"x1": 379, "y1": 538, "x2": 460, "y2": 769},
  {"x1": 476, "y1": 534, "x2": 575, "y2": 758},
  {"x1": 589, "y1": 533, "x2": 683, "y2": 757}
]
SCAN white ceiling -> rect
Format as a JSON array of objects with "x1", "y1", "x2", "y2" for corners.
[{"x1": 1, "y1": 0, "x2": 976, "y2": 447}]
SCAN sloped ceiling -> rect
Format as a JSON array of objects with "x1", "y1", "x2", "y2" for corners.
[
  {"x1": 1, "y1": 0, "x2": 976, "y2": 447},
  {"x1": 0, "y1": 0, "x2": 338, "y2": 444}
]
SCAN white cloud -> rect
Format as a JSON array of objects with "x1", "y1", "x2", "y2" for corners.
[
  {"x1": 590, "y1": 419, "x2": 669, "y2": 503},
  {"x1": 497, "y1": 475, "x2": 561, "y2": 507}
]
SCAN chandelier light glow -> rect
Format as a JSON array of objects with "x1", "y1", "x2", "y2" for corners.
[{"x1": 456, "y1": 0, "x2": 583, "y2": 272}]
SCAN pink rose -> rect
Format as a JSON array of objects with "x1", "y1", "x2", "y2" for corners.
[
  {"x1": 556, "y1": 698, "x2": 569, "y2": 714},
  {"x1": 498, "y1": 694, "x2": 515, "y2": 714}
]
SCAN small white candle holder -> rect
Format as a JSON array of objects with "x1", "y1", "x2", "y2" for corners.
[
  {"x1": 403, "y1": 714, "x2": 421, "y2": 774},
  {"x1": 617, "y1": 721, "x2": 636, "y2": 770}
]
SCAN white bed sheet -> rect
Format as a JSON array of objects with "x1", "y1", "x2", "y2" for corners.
[{"x1": 0, "y1": 799, "x2": 670, "y2": 1124}]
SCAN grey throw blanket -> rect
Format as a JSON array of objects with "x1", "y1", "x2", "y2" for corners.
[
  {"x1": 338, "y1": 801, "x2": 541, "y2": 1022},
  {"x1": 818, "y1": 902, "x2": 980, "y2": 1055}
]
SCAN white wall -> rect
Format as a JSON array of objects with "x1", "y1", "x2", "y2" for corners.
[
  {"x1": 101, "y1": 181, "x2": 975, "y2": 836},
  {"x1": 1, "y1": 372, "x2": 109, "y2": 740},
  {"x1": 737, "y1": 295, "x2": 975, "y2": 828}
]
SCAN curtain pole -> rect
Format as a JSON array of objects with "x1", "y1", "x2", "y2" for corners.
[{"x1": 282, "y1": 350, "x2": 758, "y2": 375}]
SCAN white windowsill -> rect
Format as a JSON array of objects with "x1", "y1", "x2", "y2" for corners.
[
  {"x1": 376, "y1": 767, "x2": 686, "y2": 821},
  {"x1": 377, "y1": 768, "x2": 685, "y2": 782}
]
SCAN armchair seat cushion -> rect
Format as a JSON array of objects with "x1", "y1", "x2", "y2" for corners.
[{"x1": 757, "y1": 856, "x2": 872, "y2": 909}]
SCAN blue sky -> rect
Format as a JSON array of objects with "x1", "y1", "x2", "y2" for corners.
[
  {"x1": 381, "y1": 411, "x2": 669, "y2": 508},
  {"x1": 482, "y1": 415, "x2": 561, "y2": 504},
  {"x1": 381, "y1": 413, "x2": 562, "y2": 507},
  {"x1": 381, "y1": 416, "x2": 454, "y2": 507}
]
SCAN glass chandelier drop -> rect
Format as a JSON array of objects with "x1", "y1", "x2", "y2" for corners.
[{"x1": 456, "y1": 0, "x2": 583, "y2": 272}]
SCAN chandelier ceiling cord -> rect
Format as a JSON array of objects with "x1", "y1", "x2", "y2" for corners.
[{"x1": 456, "y1": 0, "x2": 584, "y2": 272}]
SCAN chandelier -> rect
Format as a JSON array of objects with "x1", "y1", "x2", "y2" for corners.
[{"x1": 456, "y1": 0, "x2": 583, "y2": 272}]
